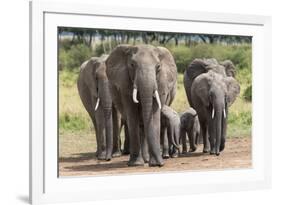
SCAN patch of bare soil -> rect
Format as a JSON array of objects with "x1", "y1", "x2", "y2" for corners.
[{"x1": 59, "y1": 137, "x2": 251, "y2": 177}]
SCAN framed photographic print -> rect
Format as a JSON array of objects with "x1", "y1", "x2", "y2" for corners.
[{"x1": 29, "y1": 0, "x2": 272, "y2": 204}]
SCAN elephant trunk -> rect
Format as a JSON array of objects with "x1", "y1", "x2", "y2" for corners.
[
  {"x1": 220, "y1": 106, "x2": 228, "y2": 151},
  {"x1": 211, "y1": 103, "x2": 225, "y2": 155},
  {"x1": 99, "y1": 81, "x2": 113, "y2": 161},
  {"x1": 135, "y1": 70, "x2": 163, "y2": 166}
]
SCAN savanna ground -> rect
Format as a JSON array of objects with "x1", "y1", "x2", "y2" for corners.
[{"x1": 58, "y1": 29, "x2": 252, "y2": 177}]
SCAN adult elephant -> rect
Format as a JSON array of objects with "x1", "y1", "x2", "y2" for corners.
[
  {"x1": 77, "y1": 55, "x2": 121, "y2": 161},
  {"x1": 184, "y1": 58, "x2": 236, "y2": 107},
  {"x1": 106, "y1": 44, "x2": 177, "y2": 167},
  {"x1": 191, "y1": 69, "x2": 240, "y2": 155},
  {"x1": 183, "y1": 58, "x2": 236, "y2": 152}
]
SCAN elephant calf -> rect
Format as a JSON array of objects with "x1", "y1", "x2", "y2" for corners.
[
  {"x1": 160, "y1": 105, "x2": 180, "y2": 158},
  {"x1": 180, "y1": 107, "x2": 200, "y2": 153},
  {"x1": 77, "y1": 55, "x2": 122, "y2": 161}
]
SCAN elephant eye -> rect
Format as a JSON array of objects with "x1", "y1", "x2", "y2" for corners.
[{"x1": 130, "y1": 61, "x2": 137, "y2": 68}]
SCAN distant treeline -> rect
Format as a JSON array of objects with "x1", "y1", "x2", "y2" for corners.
[{"x1": 58, "y1": 27, "x2": 252, "y2": 74}]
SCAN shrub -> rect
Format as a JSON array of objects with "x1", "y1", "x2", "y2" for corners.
[
  {"x1": 66, "y1": 44, "x2": 93, "y2": 70},
  {"x1": 243, "y1": 85, "x2": 252, "y2": 102},
  {"x1": 228, "y1": 111, "x2": 252, "y2": 126},
  {"x1": 169, "y1": 46, "x2": 192, "y2": 73},
  {"x1": 59, "y1": 112, "x2": 88, "y2": 131},
  {"x1": 225, "y1": 45, "x2": 252, "y2": 70},
  {"x1": 190, "y1": 44, "x2": 214, "y2": 60},
  {"x1": 59, "y1": 43, "x2": 93, "y2": 71}
]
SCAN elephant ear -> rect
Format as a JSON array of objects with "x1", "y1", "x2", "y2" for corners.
[
  {"x1": 105, "y1": 44, "x2": 137, "y2": 89},
  {"x1": 220, "y1": 60, "x2": 236, "y2": 77},
  {"x1": 224, "y1": 77, "x2": 240, "y2": 106},
  {"x1": 156, "y1": 47, "x2": 178, "y2": 105},
  {"x1": 79, "y1": 57, "x2": 100, "y2": 98}
]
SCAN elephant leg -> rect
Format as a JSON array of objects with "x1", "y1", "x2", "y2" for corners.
[
  {"x1": 125, "y1": 102, "x2": 143, "y2": 166},
  {"x1": 181, "y1": 128, "x2": 188, "y2": 154},
  {"x1": 112, "y1": 107, "x2": 121, "y2": 157},
  {"x1": 104, "y1": 108, "x2": 113, "y2": 161},
  {"x1": 188, "y1": 129, "x2": 197, "y2": 152},
  {"x1": 148, "y1": 109, "x2": 164, "y2": 167},
  {"x1": 140, "y1": 126, "x2": 149, "y2": 163},
  {"x1": 170, "y1": 127, "x2": 179, "y2": 158},
  {"x1": 161, "y1": 126, "x2": 169, "y2": 159},
  {"x1": 195, "y1": 131, "x2": 199, "y2": 146},
  {"x1": 208, "y1": 122, "x2": 216, "y2": 155},
  {"x1": 122, "y1": 120, "x2": 130, "y2": 155},
  {"x1": 95, "y1": 110, "x2": 106, "y2": 160},
  {"x1": 201, "y1": 122, "x2": 210, "y2": 153}
]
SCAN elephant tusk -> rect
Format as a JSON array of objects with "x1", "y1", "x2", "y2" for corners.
[
  {"x1": 154, "y1": 90, "x2": 162, "y2": 110},
  {"x1": 223, "y1": 108, "x2": 226, "y2": 119},
  {"x1": 94, "y1": 98, "x2": 100, "y2": 111},
  {"x1": 212, "y1": 108, "x2": 215, "y2": 119},
  {"x1": 132, "y1": 88, "x2": 139, "y2": 103}
]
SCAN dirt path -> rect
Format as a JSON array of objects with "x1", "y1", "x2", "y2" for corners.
[{"x1": 59, "y1": 137, "x2": 251, "y2": 177}]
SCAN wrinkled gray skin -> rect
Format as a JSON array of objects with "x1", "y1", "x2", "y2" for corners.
[
  {"x1": 106, "y1": 44, "x2": 177, "y2": 167},
  {"x1": 77, "y1": 55, "x2": 122, "y2": 161},
  {"x1": 180, "y1": 107, "x2": 200, "y2": 153},
  {"x1": 191, "y1": 70, "x2": 240, "y2": 155},
  {"x1": 184, "y1": 58, "x2": 236, "y2": 107},
  {"x1": 183, "y1": 58, "x2": 236, "y2": 152},
  {"x1": 160, "y1": 105, "x2": 180, "y2": 158}
]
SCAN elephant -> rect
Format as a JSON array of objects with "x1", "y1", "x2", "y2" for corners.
[
  {"x1": 106, "y1": 44, "x2": 177, "y2": 167},
  {"x1": 183, "y1": 58, "x2": 236, "y2": 107},
  {"x1": 191, "y1": 69, "x2": 240, "y2": 155},
  {"x1": 180, "y1": 107, "x2": 200, "y2": 153},
  {"x1": 183, "y1": 58, "x2": 236, "y2": 152},
  {"x1": 160, "y1": 105, "x2": 180, "y2": 158},
  {"x1": 77, "y1": 55, "x2": 122, "y2": 161}
]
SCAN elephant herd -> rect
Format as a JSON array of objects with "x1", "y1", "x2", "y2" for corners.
[{"x1": 77, "y1": 44, "x2": 240, "y2": 167}]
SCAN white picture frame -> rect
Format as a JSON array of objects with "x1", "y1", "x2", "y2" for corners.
[{"x1": 29, "y1": 0, "x2": 272, "y2": 204}]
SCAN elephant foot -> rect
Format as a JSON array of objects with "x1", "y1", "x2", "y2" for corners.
[
  {"x1": 189, "y1": 147, "x2": 197, "y2": 152},
  {"x1": 112, "y1": 151, "x2": 122, "y2": 158},
  {"x1": 97, "y1": 151, "x2": 106, "y2": 160},
  {"x1": 127, "y1": 155, "x2": 144, "y2": 167},
  {"x1": 105, "y1": 153, "x2": 112, "y2": 161},
  {"x1": 122, "y1": 149, "x2": 130, "y2": 155},
  {"x1": 162, "y1": 149, "x2": 170, "y2": 159},
  {"x1": 182, "y1": 150, "x2": 188, "y2": 155},
  {"x1": 142, "y1": 155, "x2": 149, "y2": 163},
  {"x1": 171, "y1": 151, "x2": 179, "y2": 158},
  {"x1": 203, "y1": 148, "x2": 210, "y2": 153},
  {"x1": 149, "y1": 156, "x2": 164, "y2": 167},
  {"x1": 162, "y1": 153, "x2": 170, "y2": 159},
  {"x1": 210, "y1": 150, "x2": 216, "y2": 155},
  {"x1": 182, "y1": 148, "x2": 188, "y2": 155},
  {"x1": 219, "y1": 144, "x2": 225, "y2": 152}
]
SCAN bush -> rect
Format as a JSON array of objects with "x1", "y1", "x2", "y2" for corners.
[
  {"x1": 225, "y1": 45, "x2": 252, "y2": 70},
  {"x1": 59, "y1": 70, "x2": 78, "y2": 87},
  {"x1": 243, "y1": 85, "x2": 252, "y2": 102},
  {"x1": 228, "y1": 111, "x2": 252, "y2": 127},
  {"x1": 59, "y1": 43, "x2": 93, "y2": 71},
  {"x1": 59, "y1": 113, "x2": 88, "y2": 131},
  {"x1": 190, "y1": 44, "x2": 214, "y2": 60},
  {"x1": 169, "y1": 46, "x2": 192, "y2": 73}
]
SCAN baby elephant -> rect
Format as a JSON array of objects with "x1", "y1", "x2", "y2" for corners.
[
  {"x1": 180, "y1": 107, "x2": 200, "y2": 153},
  {"x1": 161, "y1": 105, "x2": 180, "y2": 158}
]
